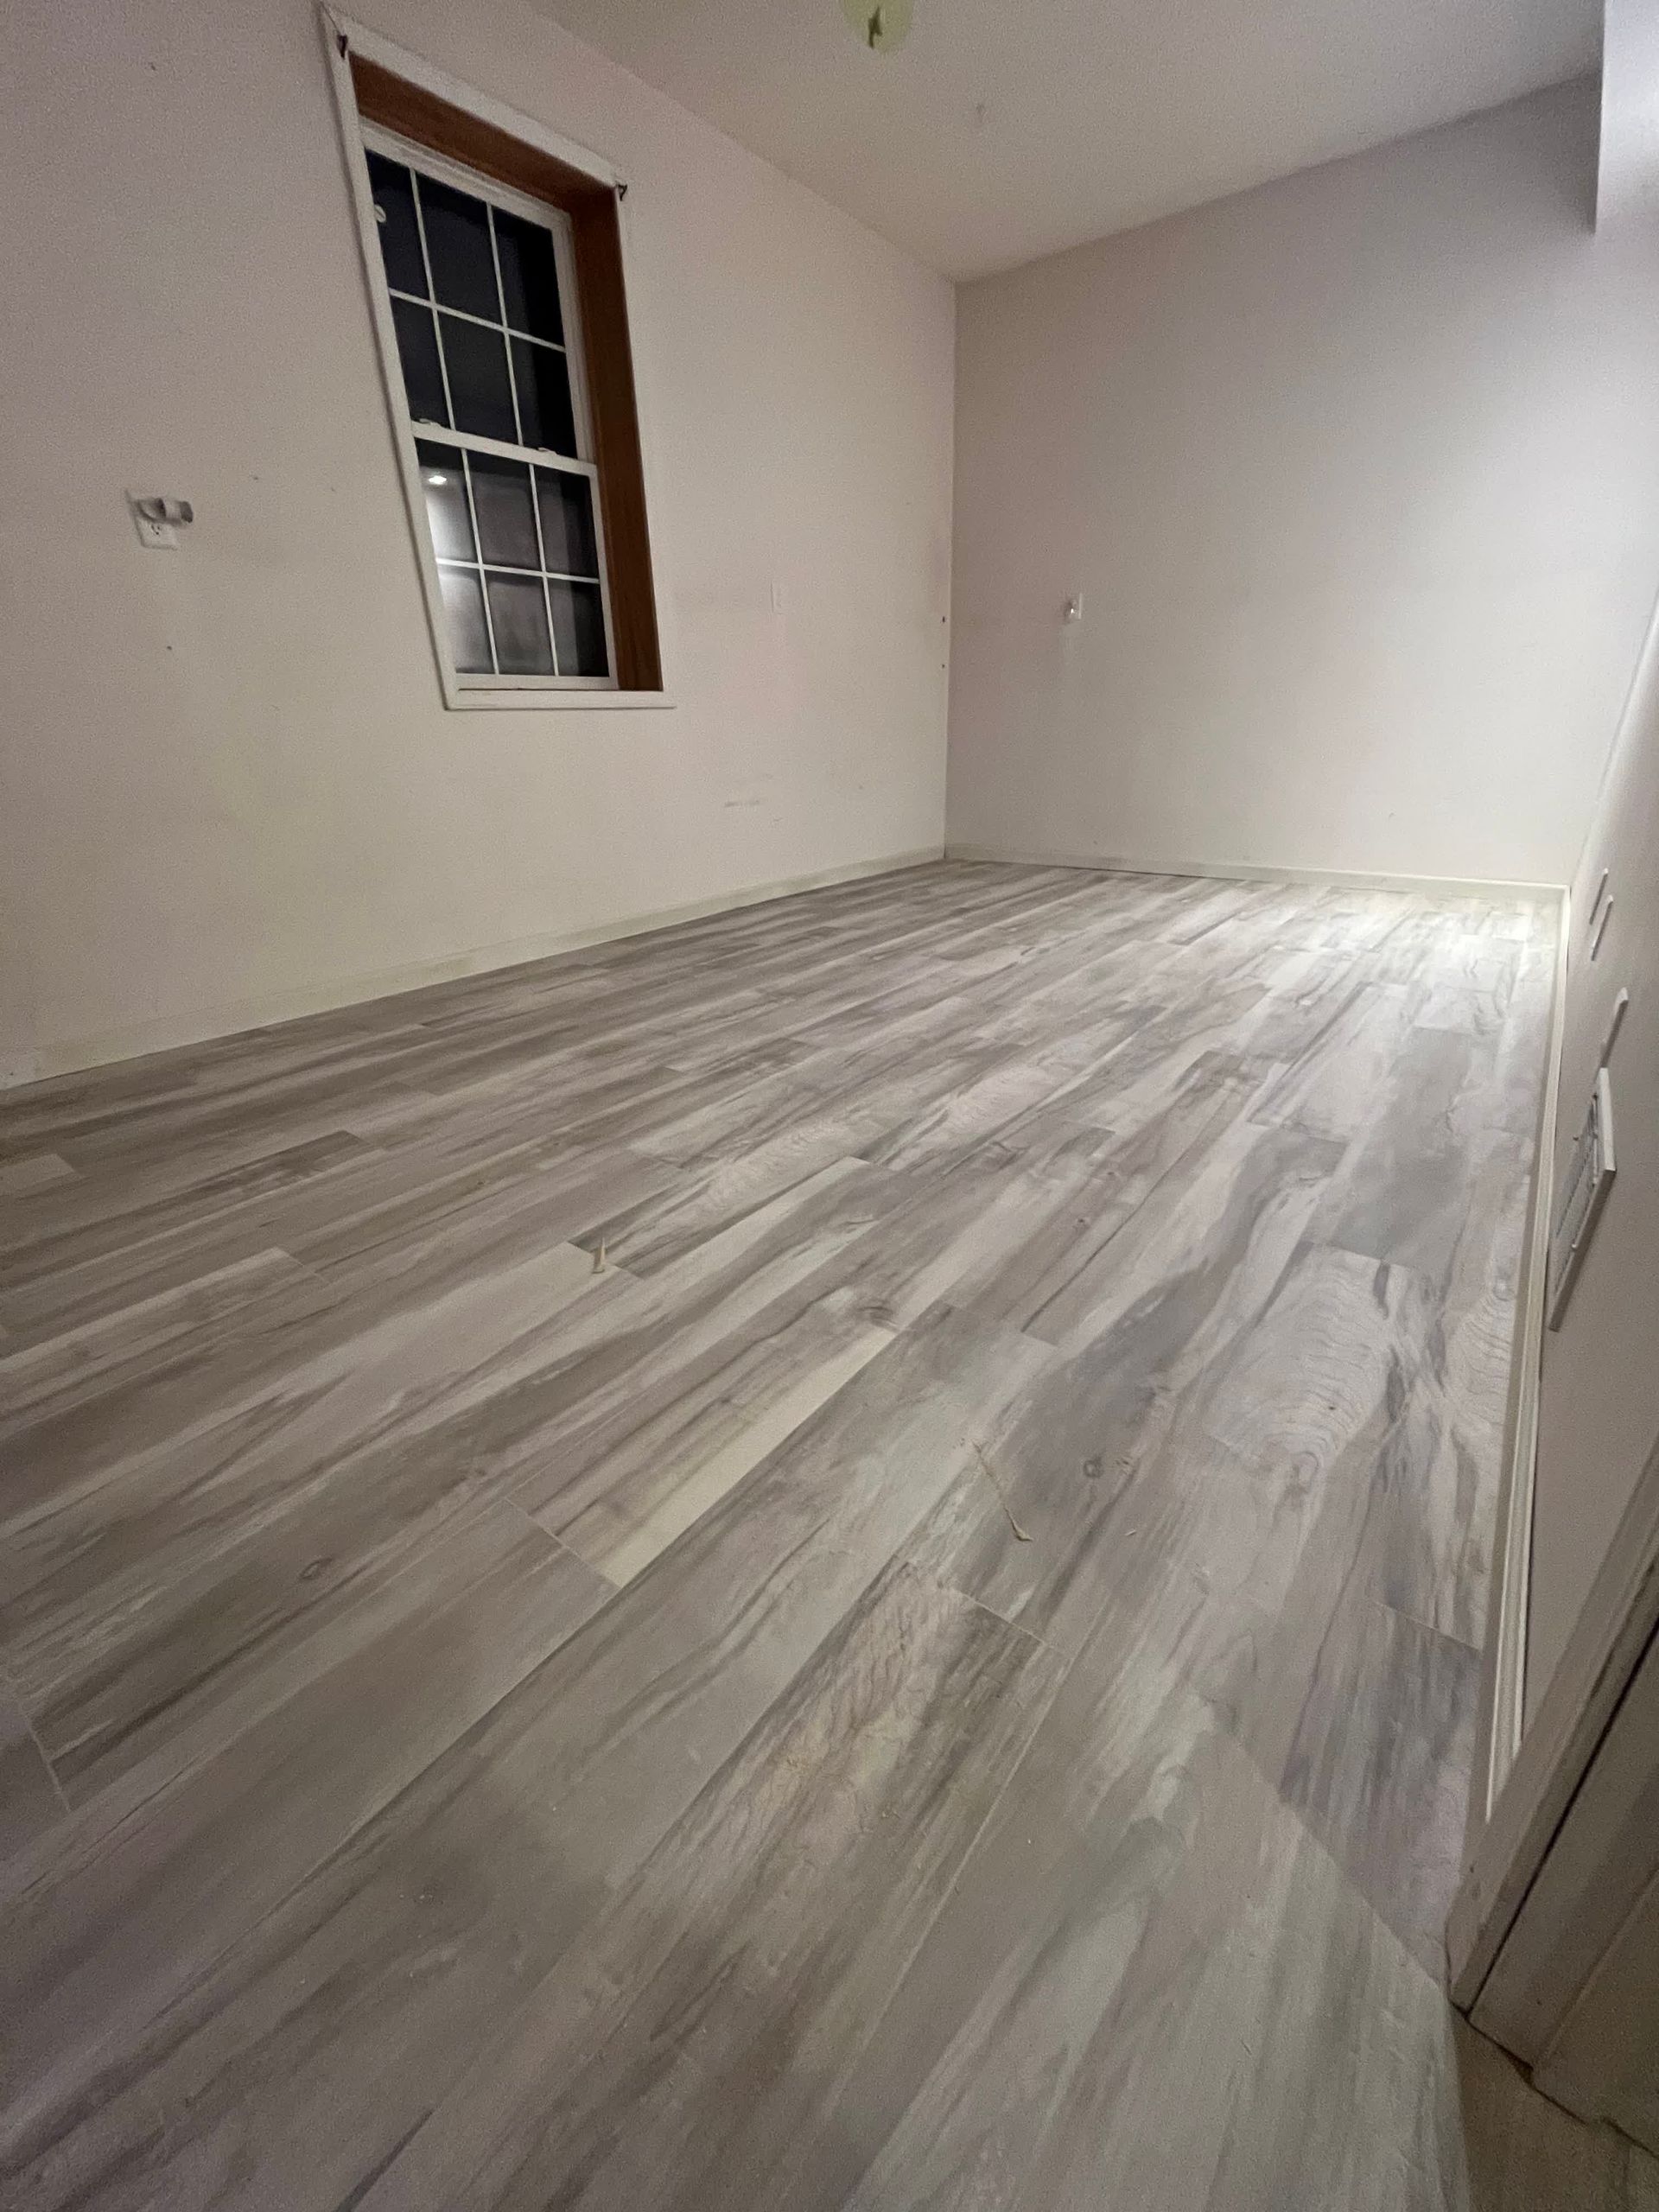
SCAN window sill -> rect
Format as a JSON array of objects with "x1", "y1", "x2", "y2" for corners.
[{"x1": 444, "y1": 687, "x2": 677, "y2": 712}]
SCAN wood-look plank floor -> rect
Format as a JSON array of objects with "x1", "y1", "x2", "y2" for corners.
[{"x1": 1, "y1": 860, "x2": 1652, "y2": 2210}]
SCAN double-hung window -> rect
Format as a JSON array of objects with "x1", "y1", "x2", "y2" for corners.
[
  {"x1": 364, "y1": 130, "x2": 613, "y2": 688},
  {"x1": 331, "y1": 28, "x2": 664, "y2": 704}
]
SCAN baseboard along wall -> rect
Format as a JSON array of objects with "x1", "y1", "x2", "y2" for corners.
[
  {"x1": 944, "y1": 842, "x2": 1566, "y2": 902},
  {"x1": 1, "y1": 846, "x2": 944, "y2": 1089}
]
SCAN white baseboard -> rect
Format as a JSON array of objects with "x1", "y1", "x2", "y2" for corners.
[
  {"x1": 944, "y1": 842, "x2": 1565, "y2": 902},
  {"x1": 1, "y1": 846, "x2": 944, "y2": 1089}
]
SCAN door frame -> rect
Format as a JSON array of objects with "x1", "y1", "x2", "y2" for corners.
[{"x1": 1450, "y1": 1420, "x2": 1659, "y2": 2012}]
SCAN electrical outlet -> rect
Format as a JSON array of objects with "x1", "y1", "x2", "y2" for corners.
[{"x1": 127, "y1": 492, "x2": 192, "y2": 549}]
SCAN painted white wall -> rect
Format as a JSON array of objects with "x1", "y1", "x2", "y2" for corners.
[
  {"x1": 0, "y1": 0, "x2": 954, "y2": 1081},
  {"x1": 946, "y1": 80, "x2": 1659, "y2": 888},
  {"x1": 1599, "y1": 0, "x2": 1659, "y2": 229}
]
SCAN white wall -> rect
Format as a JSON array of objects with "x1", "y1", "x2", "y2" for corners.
[
  {"x1": 0, "y1": 0, "x2": 954, "y2": 1081},
  {"x1": 1600, "y1": 0, "x2": 1659, "y2": 229},
  {"x1": 947, "y1": 80, "x2": 1659, "y2": 888}
]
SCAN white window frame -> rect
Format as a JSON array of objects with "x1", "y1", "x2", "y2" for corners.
[
  {"x1": 321, "y1": 10, "x2": 675, "y2": 712},
  {"x1": 362, "y1": 124, "x2": 620, "y2": 695}
]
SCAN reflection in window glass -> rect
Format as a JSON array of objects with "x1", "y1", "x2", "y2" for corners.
[
  {"x1": 436, "y1": 564, "x2": 492, "y2": 672},
  {"x1": 416, "y1": 441, "x2": 474, "y2": 562},
  {"x1": 486, "y1": 572, "x2": 555, "y2": 674},
  {"x1": 468, "y1": 453, "x2": 540, "y2": 569}
]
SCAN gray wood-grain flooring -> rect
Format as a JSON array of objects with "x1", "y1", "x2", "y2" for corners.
[{"x1": 1, "y1": 860, "x2": 1652, "y2": 2209}]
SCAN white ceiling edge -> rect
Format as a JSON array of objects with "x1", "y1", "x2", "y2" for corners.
[{"x1": 533, "y1": 0, "x2": 1603, "y2": 280}]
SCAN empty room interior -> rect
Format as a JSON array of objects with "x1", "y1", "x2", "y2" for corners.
[{"x1": 10, "y1": 0, "x2": 1659, "y2": 2203}]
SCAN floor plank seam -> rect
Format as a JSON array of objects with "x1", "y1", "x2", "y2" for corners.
[{"x1": 0, "y1": 864, "x2": 1599, "y2": 2209}]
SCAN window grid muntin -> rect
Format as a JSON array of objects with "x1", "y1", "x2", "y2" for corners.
[
  {"x1": 363, "y1": 122, "x2": 615, "y2": 689},
  {"x1": 487, "y1": 202, "x2": 529, "y2": 491},
  {"x1": 367, "y1": 130, "x2": 582, "y2": 462},
  {"x1": 422, "y1": 442, "x2": 607, "y2": 680},
  {"x1": 387, "y1": 287, "x2": 568, "y2": 350},
  {"x1": 389, "y1": 285, "x2": 571, "y2": 454}
]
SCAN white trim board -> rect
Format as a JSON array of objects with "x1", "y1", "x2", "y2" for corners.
[
  {"x1": 0, "y1": 847, "x2": 944, "y2": 1090},
  {"x1": 1447, "y1": 880, "x2": 1659, "y2": 2019},
  {"x1": 944, "y1": 843, "x2": 1565, "y2": 902},
  {"x1": 1462, "y1": 885, "x2": 1570, "y2": 1866},
  {"x1": 321, "y1": 10, "x2": 623, "y2": 187},
  {"x1": 1452, "y1": 1429, "x2": 1659, "y2": 2021}
]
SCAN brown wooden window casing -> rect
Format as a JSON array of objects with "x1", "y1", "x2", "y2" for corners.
[{"x1": 350, "y1": 53, "x2": 663, "y2": 694}]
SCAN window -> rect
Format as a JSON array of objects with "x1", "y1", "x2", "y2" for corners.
[
  {"x1": 332, "y1": 33, "x2": 664, "y2": 704},
  {"x1": 365, "y1": 133, "x2": 613, "y2": 685}
]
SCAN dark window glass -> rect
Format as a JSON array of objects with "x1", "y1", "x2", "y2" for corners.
[
  {"x1": 391, "y1": 298, "x2": 448, "y2": 426},
  {"x1": 512, "y1": 340, "x2": 577, "y2": 456},
  {"x1": 416, "y1": 177, "x2": 500, "y2": 321},
  {"x1": 495, "y1": 210, "x2": 563, "y2": 342},
  {"x1": 486, "y1": 572, "x2": 554, "y2": 674},
  {"x1": 439, "y1": 314, "x2": 517, "y2": 442},
  {"x1": 437, "y1": 565, "x2": 492, "y2": 671},
  {"x1": 366, "y1": 153, "x2": 427, "y2": 296},
  {"x1": 467, "y1": 453, "x2": 539, "y2": 568},
  {"x1": 535, "y1": 468, "x2": 599, "y2": 577},
  {"x1": 549, "y1": 578, "x2": 607, "y2": 677},
  {"x1": 415, "y1": 441, "x2": 474, "y2": 562}
]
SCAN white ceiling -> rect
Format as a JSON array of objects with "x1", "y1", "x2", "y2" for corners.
[{"x1": 535, "y1": 0, "x2": 1601, "y2": 278}]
